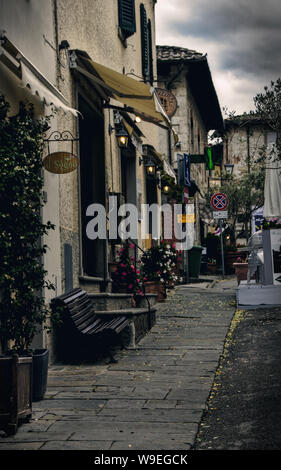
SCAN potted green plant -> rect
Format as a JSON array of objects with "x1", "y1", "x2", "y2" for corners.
[{"x1": 0, "y1": 97, "x2": 55, "y2": 434}]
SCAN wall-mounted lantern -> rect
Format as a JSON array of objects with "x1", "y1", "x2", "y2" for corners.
[
  {"x1": 115, "y1": 128, "x2": 129, "y2": 148},
  {"x1": 145, "y1": 158, "x2": 156, "y2": 176},
  {"x1": 108, "y1": 123, "x2": 129, "y2": 149},
  {"x1": 224, "y1": 163, "x2": 234, "y2": 175},
  {"x1": 163, "y1": 184, "x2": 169, "y2": 194}
]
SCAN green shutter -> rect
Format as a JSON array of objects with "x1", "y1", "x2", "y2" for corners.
[
  {"x1": 147, "y1": 19, "x2": 153, "y2": 84},
  {"x1": 205, "y1": 147, "x2": 214, "y2": 170},
  {"x1": 140, "y1": 3, "x2": 149, "y2": 81},
  {"x1": 118, "y1": 0, "x2": 136, "y2": 39}
]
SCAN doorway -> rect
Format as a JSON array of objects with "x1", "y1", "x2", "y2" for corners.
[{"x1": 78, "y1": 95, "x2": 106, "y2": 278}]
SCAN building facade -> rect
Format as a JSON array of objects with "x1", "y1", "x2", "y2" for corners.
[
  {"x1": 222, "y1": 115, "x2": 273, "y2": 241},
  {"x1": 1, "y1": 0, "x2": 176, "y2": 357},
  {"x1": 156, "y1": 45, "x2": 223, "y2": 244}
]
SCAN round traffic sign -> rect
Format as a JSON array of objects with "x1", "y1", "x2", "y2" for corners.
[{"x1": 211, "y1": 192, "x2": 229, "y2": 211}]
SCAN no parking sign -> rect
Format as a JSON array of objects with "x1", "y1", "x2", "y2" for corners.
[
  {"x1": 210, "y1": 192, "x2": 229, "y2": 279},
  {"x1": 211, "y1": 192, "x2": 229, "y2": 211}
]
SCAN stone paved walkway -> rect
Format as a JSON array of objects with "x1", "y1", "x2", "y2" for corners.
[{"x1": 0, "y1": 277, "x2": 236, "y2": 450}]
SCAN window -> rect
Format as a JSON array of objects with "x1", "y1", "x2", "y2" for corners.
[
  {"x1": 118, "y1": 0, "x2": 136, "y2": 40},
  {"x1": 197, "y1": 133, "x2": 201, "y2": 153},
  {"x1": 190, "y1": 114, "x2": 194, "y2": 152},
  {"x1": 140, "y1": 3, "x2": 153, "y2": 83}
]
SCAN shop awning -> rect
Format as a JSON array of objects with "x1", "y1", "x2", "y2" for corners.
[
  {"x1": 0, "y1": 34, "x2": 79, "y2": 116},
  {"x1": 69, "y1": 49, "x2": 178, "y2": 139}
]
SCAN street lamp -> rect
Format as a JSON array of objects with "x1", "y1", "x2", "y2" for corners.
[{"x1": 224, "y1": 163, "x2": 234, "y2": 175}]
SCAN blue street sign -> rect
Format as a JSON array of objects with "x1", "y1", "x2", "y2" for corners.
[{"x1": 184, "y1": 153, "x2": 191, "y2": 187}]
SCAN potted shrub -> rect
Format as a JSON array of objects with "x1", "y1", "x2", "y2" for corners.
[
  {"x1": 111, "y1": 241, "x2": 144, "y2": 305},
  {"x1": 0, "y1": 98, "x2": 55, "y2": 434},
  {"x1": 140, "y1": 241, "x2": 179, "y2": 302}
]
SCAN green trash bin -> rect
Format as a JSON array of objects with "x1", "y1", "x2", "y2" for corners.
[{"x1": 188, "y1": 245, "x2": 203, "y2": 278}]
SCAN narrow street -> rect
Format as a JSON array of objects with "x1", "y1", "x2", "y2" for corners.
[{"x1": 0, "y1": 278, "x2": 236, "y2": 450}]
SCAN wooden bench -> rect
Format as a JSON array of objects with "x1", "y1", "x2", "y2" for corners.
[{"x1": 50, "y1": 288, "x2": 131, "y2": 362}]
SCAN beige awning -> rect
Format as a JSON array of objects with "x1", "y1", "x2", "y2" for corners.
[
  {"x1": 0, "y1": 34, "x2": 79, "y2": 116},
  {"x1": 69, "y1": 50, "x2": 178, "y2": 138}
]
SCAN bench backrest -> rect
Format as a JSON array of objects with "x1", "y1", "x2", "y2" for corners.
[{"x1": 50, "y1": 288, "x2": 130, "y2": 335}]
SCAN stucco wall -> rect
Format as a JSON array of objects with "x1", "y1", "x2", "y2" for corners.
[
  {"x1": 0, "y1": 0, "x2": 62, "y2": 354},
  {"x1": 223, "y1": 124, "x2": 267, "y2": 176},
  {"x1": 157, "y1": 66, "x2": 208, "y2": 191},
  {"x1": 55, "y1": 0, "x2": 161, "y2": 284}
]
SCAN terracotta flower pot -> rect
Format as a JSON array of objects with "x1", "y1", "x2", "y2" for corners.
[
  {"x1": 233, "y1": 263, "x2": 254, "y2": 285},
  {"x1": 144, "y1": 280, "x2": 166, "y2": 302},
  {"x1": 207, "y1": 263, "x2": 216, "y2": 274},
  {"x1": 108, "y1": 262, "x2": 118, "y2": 274}
]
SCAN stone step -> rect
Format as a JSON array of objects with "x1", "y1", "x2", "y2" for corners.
[{"x1": 89, "y1": 292, "x2": 157, "y2": 311}]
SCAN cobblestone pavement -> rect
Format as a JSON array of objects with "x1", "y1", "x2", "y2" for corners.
[{"x1": 0, "y1": 277, "x2": 236, "y2": 450}]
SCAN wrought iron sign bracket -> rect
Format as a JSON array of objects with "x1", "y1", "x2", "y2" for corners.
[{"x1": 43, "y1": 130, "x2": 79, "y2": 156}]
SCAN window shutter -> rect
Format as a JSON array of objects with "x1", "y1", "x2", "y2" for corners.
[
  {"x1": 147, "y1": 19, "x2": 153, "y2": 84},
  {"x1": 118, "y1": 0, "x2": 136, "y2": 39},
  {"x1": 140, "y1": 3, "x2": 149, "y2": 81}
]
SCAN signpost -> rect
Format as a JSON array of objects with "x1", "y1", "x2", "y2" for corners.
[{"x1": 211, "y1": 193, "x2": 229, "y2": 278}]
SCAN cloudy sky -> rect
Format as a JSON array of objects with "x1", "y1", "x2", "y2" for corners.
[{"x1": 155, "y1": 0, "x2": 281, "y2": 116}]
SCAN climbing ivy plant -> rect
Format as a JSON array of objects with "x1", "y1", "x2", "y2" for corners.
[{"x1": 0, "y1": 96, "x2": 55, "y2": 354}]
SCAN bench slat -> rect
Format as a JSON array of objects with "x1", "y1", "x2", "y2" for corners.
[{"x1": 51, "y1": 288, "x2": 130, "y2": 336}]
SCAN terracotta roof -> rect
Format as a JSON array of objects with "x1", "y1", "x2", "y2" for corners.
[
  {"x1": 224, "y1": 113, "x2": 267, "y2": 128},
  {"x1": 156, "y1": 45, "x2": 223, "y2": 131},
  {"x1": 156, "y1": 45, "x2": 205, "y2": 62}
]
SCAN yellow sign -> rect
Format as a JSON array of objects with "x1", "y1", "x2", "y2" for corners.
[
  {"x1": 43, "y1": 152, "x2": 79, "y2": 174},
  {"x1": 177, "y1": 214, "x2": 195, "y2": 223}
]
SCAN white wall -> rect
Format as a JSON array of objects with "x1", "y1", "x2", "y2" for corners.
[{"x1": 0, "y1": 0, "x2": 63, "y2": 352}]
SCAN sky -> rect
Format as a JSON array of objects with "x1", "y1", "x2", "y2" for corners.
[{"x1": 155, "y1": 0, "x2": 281, "y2": 116}]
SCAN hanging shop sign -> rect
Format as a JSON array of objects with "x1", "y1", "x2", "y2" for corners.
[
  {"x1": 43, "y1": 151, "x2": 79, "y2": 174},
  {"x1": 43, "y1": 130, "x2": 79, "y2": 174},
  {"x1": 155, "y1": 88, "x2": 177, "y2": 118}
]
